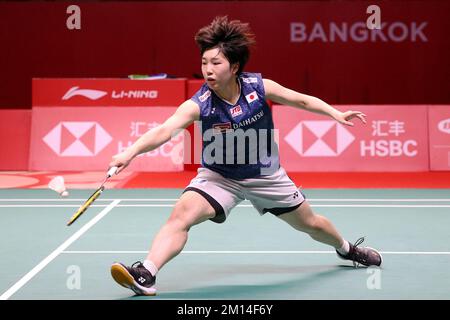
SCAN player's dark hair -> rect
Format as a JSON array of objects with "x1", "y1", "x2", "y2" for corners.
[{"x1": 195, "y1": 16, "x2": 256, "y2": 75}]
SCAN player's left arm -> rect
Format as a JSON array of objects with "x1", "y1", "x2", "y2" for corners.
[{"x1": 263, "y1": 78, "x2": 366, "y2": 127}]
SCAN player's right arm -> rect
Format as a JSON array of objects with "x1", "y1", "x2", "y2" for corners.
[{"x1": 109, "y1": 99, "x2": 200, "y2": 173}]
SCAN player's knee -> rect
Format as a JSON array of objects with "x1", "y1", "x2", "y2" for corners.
[
  {"x1": 299, "y1": 216, "x2": 322, "y2": 234},
  {"x1": 168, "y1": 203, "x2": 191, "y2": 229},
  {"x1": 168, "y1": 199, "x2": 211, "y2": 229}
]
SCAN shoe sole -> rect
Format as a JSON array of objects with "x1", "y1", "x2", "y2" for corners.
[{"x1": 110, "y1": 263, "x2": 157, "y2": 296}]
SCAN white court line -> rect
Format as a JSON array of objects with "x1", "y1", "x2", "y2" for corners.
[
  {"x1": 2, "y1": 198, "x2": 450, "y2": 202},
  {"x1": 0, "y1": 199, "x2": 121, "y2": 300},
  {"x1": 2, "y1": 204, "x2": 450, "y2": 208},
  {"x1": 61, "y1": 250, "x2": 450, "y2": 255}
]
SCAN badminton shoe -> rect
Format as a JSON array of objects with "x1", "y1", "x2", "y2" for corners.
[
  {"x1": 336, "y1": 237, "x2": 383, "y2": 268},
  {"x1": 111, "y1": 261, "x2": 156, "y2": 296}
]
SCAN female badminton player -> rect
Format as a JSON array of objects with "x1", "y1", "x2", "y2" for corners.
[{"x1": 109, "y1": 16, "x2": 382, "y2": 296}]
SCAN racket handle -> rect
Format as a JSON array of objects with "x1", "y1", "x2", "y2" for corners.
[{"x1": 107, "y1": 166, "x2": 118, "y2": 177}]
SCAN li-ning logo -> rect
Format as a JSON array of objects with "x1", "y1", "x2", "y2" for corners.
[
  {"x1": 285, "y1": 121, "x2": 355, "y2": 157},
  {"x1": 62, "y1": 87, "x2": 107, "y2": 100},
  {"x1": 438, "y1": 119, "x2": 450, "y2": 134},
  {"x1": 111, "y1": 90, "x2": 158, "y2": 99},
  {"x1": 43, "y1": 122, "x2": 112, "y2": 156}
]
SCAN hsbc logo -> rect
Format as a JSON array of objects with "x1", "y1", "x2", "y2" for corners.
[
  {"x1": 62, "y1": 87, "x2": 107, "y2": 100},
  {"x1": 43, "y1": 122, "x2": 112, "y2": 156},
  {"x1": 285, "y1": 121, "x2": 355, "y2": 156},
  {"x1": 438, "y1": 119, "x2": 450, "y2": 134}
]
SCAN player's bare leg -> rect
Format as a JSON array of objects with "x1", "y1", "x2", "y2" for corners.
[
  {"x1": 277, "y1": 201, "x2": 382, "y2": 267},
  {"x1": 147, "y1": 191, "x2": 216, "y2": 269},
  {"x1": 111, "y1": 191, "x2": 216, "y2": 295},
  {"x1": 277, "y1": 201, "x2": 344, "y2": 247}
]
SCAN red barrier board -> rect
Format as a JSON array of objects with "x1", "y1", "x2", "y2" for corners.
[
  {"x1": 29, "y1": 107, "x2": 184, "y2": 172},
  {"x1": 187, "y1": 80, "x2": 204, "y2": 97},
  {"x1": 429, "y1": 106, "x2": 450, "y2": 171},
  {"x1": 273, "y1": 105, "x2": 429, "y2": 171},
  {"x1": 0, "y1": 110, "x2": 31, "y2": 170},
  {"x1": 32, "y1": 79, "x2": 186, "y2": 107}
]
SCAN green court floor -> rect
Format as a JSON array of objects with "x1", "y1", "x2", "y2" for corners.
[{"x1": 1, "y1": 189, "x2": 450, "y2": 300}]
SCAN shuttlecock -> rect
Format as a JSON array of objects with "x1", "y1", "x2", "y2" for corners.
[{"x1": 48, "y1": 176, "x2": 69, "y2": 197}]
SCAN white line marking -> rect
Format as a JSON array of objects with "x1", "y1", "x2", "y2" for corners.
[
  {"x1": 0, "y1": 205, "x2": 104, "y2": 207},
  {"x1": 61, "y1": 250, "x2": 450, "y2": 255},
  {"x1": 0, "y1": 199, "x2": 121, "y2": 300}
]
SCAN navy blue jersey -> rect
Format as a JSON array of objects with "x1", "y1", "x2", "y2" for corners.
[{"x1": 190, "y1": 72, "x2": 280, "y2": 179}]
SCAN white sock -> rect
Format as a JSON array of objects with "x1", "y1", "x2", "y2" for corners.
[
  {"x1": 336, "y1": 240, "x2": 350, "y2": 255},
  {"x1": 143, "y1": 260, "x2": 158, "y2": 277}
]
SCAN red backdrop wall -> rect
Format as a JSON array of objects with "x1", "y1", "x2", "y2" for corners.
[
  {"x1": 0, "y1": 1, "x2": 449, "y2": 108},
  {"x1": 0, "y1": 110, "x2": 31, "y2": 170}
]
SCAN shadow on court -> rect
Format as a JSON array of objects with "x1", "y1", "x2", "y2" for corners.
[{"x1": 117, "y1": 264, "x2": 357, "y2": 300}]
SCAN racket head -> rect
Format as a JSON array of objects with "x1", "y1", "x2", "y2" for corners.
[{"x1": 67, "y1": 186, "x2": 105, "y2": 226}]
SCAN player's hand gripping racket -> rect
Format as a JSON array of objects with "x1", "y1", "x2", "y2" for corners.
[{"x1": 67, "y1": 166, "x2": 118, "y2": 226}]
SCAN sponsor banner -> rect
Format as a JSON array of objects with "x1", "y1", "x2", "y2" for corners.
[
  {"x1": 0, "y1": 110, "x2": 31, "y2": 170},
  {"x1": 273, "y1": 105, "x2": 429, "y2": 171},
  {"x1": 29, "y1": 107, "x2": 184, "y2": 171},
  {"x1": 429, "y1": 106, "x2": 450, "y2": 171},
  {"x1": 32, "y1": 79, "x2": 186, "y2": 107}
]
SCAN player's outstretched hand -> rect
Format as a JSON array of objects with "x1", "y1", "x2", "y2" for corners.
[
  {"x1": 334, "y1": 110, "x2": 367, "y2": 127},
  {"x1": 109, "y1": 149, "x2": 135, "y2": 174}
]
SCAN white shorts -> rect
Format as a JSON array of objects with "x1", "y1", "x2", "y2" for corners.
[{"x1": 183, "y1": 166, "x2": 305, "y2": 223}]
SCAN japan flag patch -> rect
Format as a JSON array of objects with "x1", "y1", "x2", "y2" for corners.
[{"x1": 245, "y1": 91, "x2": 258, "y2": 104}]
